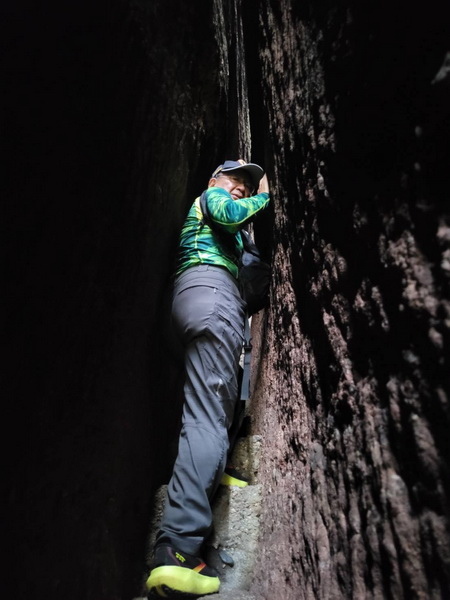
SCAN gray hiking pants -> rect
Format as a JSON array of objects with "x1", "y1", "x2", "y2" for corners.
[{"x1": 156, "y1": 265, "x2": 246, "y2": 555}]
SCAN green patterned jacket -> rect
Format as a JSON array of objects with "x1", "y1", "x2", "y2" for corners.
[{"x1": 175, "y1": 186, "x2": 270, "y2": 279}]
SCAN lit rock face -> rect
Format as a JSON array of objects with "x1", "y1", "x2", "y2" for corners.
[
  {"x1": 247, "y1": 3, "x2": 450, "y2": 599},
  {"x1": 3, "y1": 1, "x2": 449, "y2": 599}
]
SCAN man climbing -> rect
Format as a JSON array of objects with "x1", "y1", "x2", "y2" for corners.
[{"x1": 146, "y1": 159, "x2": 270, "y2": 597}]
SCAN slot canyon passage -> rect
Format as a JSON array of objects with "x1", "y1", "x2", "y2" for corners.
[{"x1": 3, "y1": 1, "x2": 450, "y2": 599}]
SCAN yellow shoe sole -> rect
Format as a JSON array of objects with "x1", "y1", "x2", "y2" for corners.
[
  {"x1": 220, "y1": 472, "x2": 249, "y2": 487},
  {"x1": 146, "y1": 565, "x2": 220, "y2": 597}
]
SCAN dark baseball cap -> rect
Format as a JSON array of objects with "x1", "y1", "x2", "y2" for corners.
[{"x1": 211, "y1": 160, "x2": 264, "y2": 191}]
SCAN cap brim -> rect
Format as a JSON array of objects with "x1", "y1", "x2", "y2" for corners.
[{"x1": 221, "y1": 163, "x2": 264, "y2": 190}]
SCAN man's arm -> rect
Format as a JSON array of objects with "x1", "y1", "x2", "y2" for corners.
[
  {"x1": 258, "y1": 174, "x2": 269, "y2": 194},
  {"x1": 205, "y1": 187, "x2": 270, "y2": 233}
]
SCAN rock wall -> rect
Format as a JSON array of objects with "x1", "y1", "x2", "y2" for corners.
[
  {"x1": 3, "y1": 0, "x2": 449, "y2": 599},
  {"x1": 248, "y1": 2, "x2": 450, "y2": 599},
  {"x1": 3, "y1": 1, "x2": 228, "y2": 598}
]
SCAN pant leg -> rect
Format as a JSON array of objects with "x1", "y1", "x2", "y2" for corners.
[{"x1": 156, "y1": 266, "x2": 246, "y2": 555}]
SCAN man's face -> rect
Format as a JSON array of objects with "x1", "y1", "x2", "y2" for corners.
[{"x1": 209, "y1": 172, "x2": 253, "y2": 199}]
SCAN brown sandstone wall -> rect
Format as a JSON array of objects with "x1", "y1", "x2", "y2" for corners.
[{"x1": 248, "y1": 2, "x2": 450, "y2": 599}]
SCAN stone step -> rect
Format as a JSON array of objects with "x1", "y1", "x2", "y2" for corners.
[
  {"x1": 205, "y1": 483, "x2": 262, "y2": 592},
  {"x1": 205, "y1": 434, "x2": 262, "y2": 593}
]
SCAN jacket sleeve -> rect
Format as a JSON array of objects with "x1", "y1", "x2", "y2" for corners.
[{"x1": 205, "y1": 187, "x2": 270, "y2": 234}]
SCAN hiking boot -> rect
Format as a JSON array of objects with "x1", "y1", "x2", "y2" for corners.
[
  {"x1": 220, "y1": 465, "x2": 249, "y2": 488},
  {"x1": 146, "y1": 544, "x2": 220, "y2": 597}
]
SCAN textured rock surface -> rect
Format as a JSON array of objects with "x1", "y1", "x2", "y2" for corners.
[
  {"x1": 208, "y1": 483, "x2": 262, "y2": 592},
  {"x1": 3, "y1": 1, "x2": 449, "y2": 599},
  {"x1": 247, "y1": 3, "x2": 450, "y2": 599}
]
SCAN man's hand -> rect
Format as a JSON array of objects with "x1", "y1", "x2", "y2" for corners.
[{"x1": 258, "y1": 174, "x2": 269, "y2": 194}]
